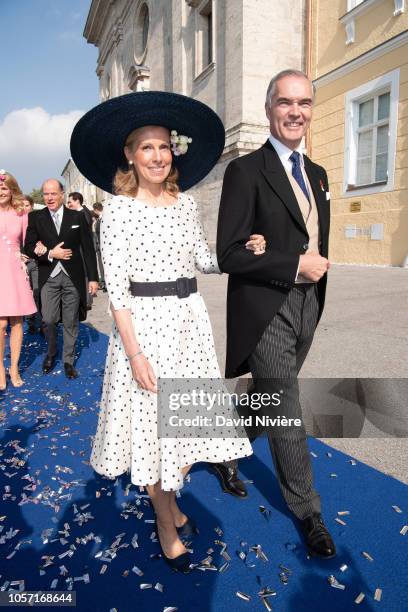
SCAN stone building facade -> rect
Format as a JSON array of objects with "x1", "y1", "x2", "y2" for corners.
[
  {"x1": 82, "y1": 0, "x2": 307, "y2": 241},
  {"x1": 61, "y1": 159, "x2": 105, "y2": 209}
]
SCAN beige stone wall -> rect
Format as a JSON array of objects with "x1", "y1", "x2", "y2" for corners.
[
  {"x1": 312, "y1": 0, "x2": 408, "y2": 78},
  {"x1": 242, "y1": 0, "x2": 305, "y2": 125},
  {"x1": 311, "y1": 47, "x2": 408, "y2": 265}
]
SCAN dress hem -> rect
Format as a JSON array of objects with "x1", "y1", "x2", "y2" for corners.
[{"x1": 91, "y1": 449, "x2": 253, "y2": 491}]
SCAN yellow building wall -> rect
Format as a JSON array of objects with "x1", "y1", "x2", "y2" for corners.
[
  {"x1": 312, "y1": 0, "x2": 408, "y2": 78},
  {"x1": 311, "y1": 46, "x2": 408, "y2": 265}
]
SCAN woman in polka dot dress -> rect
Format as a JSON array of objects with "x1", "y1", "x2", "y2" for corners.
[{"x1": 70, "y1": 92, "x2": 266, "y2": 572}]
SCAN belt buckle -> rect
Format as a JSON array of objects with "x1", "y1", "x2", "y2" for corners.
[{"x1": 176, "y1": 277, "x2": 190, "y2": 299}]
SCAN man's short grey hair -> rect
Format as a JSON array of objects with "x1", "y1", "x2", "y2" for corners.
[{"x1": 265, "y1": 69, "x2": 316, "y2": 109}]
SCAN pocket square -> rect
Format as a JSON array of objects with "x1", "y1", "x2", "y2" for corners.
[
  {"x1": 325, "y1": 192, "x2": 330, "y2": 201},
  {"x1": 71, "y1": 224, "x2": 80, "y2": 228}
]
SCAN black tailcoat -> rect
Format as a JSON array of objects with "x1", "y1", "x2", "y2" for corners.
[
  {"x1": 24, "y1": 206, "x2": 98, "y2": 321},
  {"x1": 216, "y1": 140, "x2": 330, "y2": 378}
]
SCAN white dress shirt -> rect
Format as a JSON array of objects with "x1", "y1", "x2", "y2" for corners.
[{"x1": 268, "y1": 134, "x2": 310, "y2": 198}]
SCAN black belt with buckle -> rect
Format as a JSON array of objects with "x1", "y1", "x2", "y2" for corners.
[{"x1": 129, "y1": 277, "x2": 198, "y2": 299}]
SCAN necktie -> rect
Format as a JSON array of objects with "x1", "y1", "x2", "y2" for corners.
[
  {"x1": 52, "y1": 212, "x2": 61, "y2": 233},
  {"x1": 289, "y1": 151, "x2": 310, "y2": 202}
]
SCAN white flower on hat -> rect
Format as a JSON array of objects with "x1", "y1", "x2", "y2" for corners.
[{"x1": 170, "y1": 130, "x2": 192, "y2": 156}]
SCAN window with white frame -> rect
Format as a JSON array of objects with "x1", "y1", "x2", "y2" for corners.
[
  {"x1": 344, "y1": 69, "x2": 399, "y2": 195},
  {"x1": 355, "y1": 91, "x2": 390, "y2": 185},
  {"x1": 194, "y1": 0, "x2": 214, "y2": 78}
]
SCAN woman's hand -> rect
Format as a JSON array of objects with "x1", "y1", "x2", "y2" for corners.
[
  {"x1": 20, "y1": 253, "x2": 30, "y2": 263},
  {"x1": 34, "y1": 241, "x2": 47, "y2": 256},
  {"x1": 130, "y1": 354, "x2": 157, "y2": 393},
  {"x1": 246, "y1": 234, "x2": 266, "y2": 255}
]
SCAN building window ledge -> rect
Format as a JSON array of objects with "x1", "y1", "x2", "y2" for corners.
[
  {"x1": 340, "y1": 0, "x2": 405, "y2": 45},
  {"x1": 346, "y1": 180, "x2": 387, "y2": 192},
  {"x1": 193, "y1": 61, "x2": 215, "y2": 85}
]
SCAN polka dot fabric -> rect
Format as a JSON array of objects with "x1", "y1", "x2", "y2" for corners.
[{"x1": 90, "y1": 194, "x2": 252, "y2": 490}]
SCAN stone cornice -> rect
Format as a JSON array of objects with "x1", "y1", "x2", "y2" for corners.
[
  {"x1": 83, "y1": 0, "x2": 114, "y2": 46},
  {"x1": 339, "y1": 0, "x2": 405, "y2": 45},
  {"x1": 314, "y1": 29, "x2": 408, "y2": 88},
  {"x1": 61, "y1": 158, "x2": 74, "y2": 177}
]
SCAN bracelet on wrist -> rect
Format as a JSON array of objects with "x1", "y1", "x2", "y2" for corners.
[{"x1": 127, "y1": 350, "x2": 143, "y2": 361}]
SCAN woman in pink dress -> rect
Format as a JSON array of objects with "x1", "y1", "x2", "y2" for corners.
[{"x1": 0, "y1": 170, "x2": 37, "y2": 389}]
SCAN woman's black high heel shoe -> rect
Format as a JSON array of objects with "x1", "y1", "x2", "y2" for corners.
[
  {"x1": 162, "y1": 550, "x2": 192, "y2": 573},
  {"x1": 155, "y1": 521, "x2": 192, "y2": 574},
  {"x1": 176, "y1": 517, "x2": 198, "y2": 539}
]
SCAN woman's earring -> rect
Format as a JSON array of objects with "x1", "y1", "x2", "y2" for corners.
[{"x1": 128, "y1": 160, "x2": 133, "y2": 166}]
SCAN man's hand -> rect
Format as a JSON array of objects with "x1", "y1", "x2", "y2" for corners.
[
  {"x1": 50, "y1": 242, "x2": 72, "y2": 260},
  {"x1": 88, "y1": 281, "x2": 99, "y2": 296},
  {"x1": 34, "y1": 241, "x2": 47, "y2": 256},
  {"x1": 298, "y1": 252, "x2": 330, "y2": 282}
]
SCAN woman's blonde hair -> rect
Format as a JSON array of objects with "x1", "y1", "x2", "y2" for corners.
[
  {"x1": 113, "y1": 126, "x2": 180, "y2": 198},
  {"x1": 0, "y1": 171, "x2": 24, "y2": 214}
]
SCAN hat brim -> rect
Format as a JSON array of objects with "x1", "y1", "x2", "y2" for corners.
[{"x1": 70, "y1": 91, "x2": 225, "y2": 193}]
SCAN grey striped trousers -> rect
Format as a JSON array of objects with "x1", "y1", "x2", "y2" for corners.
[{"x1": 248, "y1": 284, "x2": 321, "y2": 520}]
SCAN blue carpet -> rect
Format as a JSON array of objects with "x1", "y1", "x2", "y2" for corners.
[{"x1": 0, "y1": 324, "x2": 407, "y2": 611}]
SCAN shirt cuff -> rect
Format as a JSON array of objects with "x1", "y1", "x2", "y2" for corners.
[
  {"x1": 48, "y1": 251, "x2": 53, "y2": 262},
  {"x1": 295, "y1": 258, "x2": 300, "y2": 281}
]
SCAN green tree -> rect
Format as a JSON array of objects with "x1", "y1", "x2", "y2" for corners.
[{"x1": 29, "y1": 188, "x2": 44, "y2": 205}]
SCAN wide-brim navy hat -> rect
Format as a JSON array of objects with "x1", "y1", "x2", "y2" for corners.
[{"x1": 70, "y1": 91, "x2": 225, "y2": 193}]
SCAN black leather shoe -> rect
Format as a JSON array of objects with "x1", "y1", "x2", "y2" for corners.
[
  {"x1": 301, "y1": 513, "x2": 336, "y2": 558},
  {"x1": 42, "y1": 356, "x2": 55, "y2": 374},
  {"x1": 64, "y1": 363, "x2": 78, "y2": 379},
  {"x1": 212, "y1": 461, "x2": 248, "y2": 498}
]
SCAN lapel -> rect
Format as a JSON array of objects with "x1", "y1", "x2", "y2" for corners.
[
  {"x1": 303, "y1": 155, "x2": 329, "y2": 236},
  {"x1": 43, "y1": 207, "x2": 59, "y2": 240},
  {"x1": 260, "y1": 140, "x2": 308, "y2": 235},
  {"x1": 43, "y1": 206, "x2": 72, "y2": 240},
  {"x1": 58, "y1": 206, "x2": 71, "y2": 238}
]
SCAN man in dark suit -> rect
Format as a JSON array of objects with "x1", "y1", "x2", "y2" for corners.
[
  {"x1": 92, "y1": 202, "x2": 106, "y2": 291},
  {"x1": 216, "y1": 70, "x2": 335, "y2": 558},
  {"x1": 67, "y1": 192, "x2": 93, "y2": 228},
  {"x1": 25, "y1": 179, "x2": 98, "y2": 379},
  {"x1": 67, "y1": 191, "x2": 94, "y2": 310}
]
